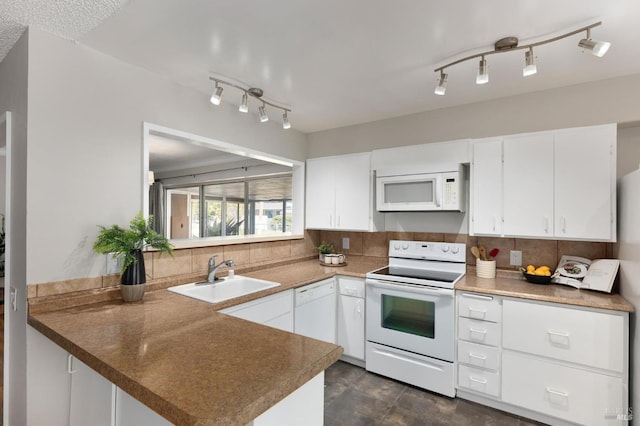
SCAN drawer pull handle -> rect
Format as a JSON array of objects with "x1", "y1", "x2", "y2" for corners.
[
  {"x1": 469, "y1": 352, "x2": 487, "y2": 360},
  {"x1": 67, "y1": 354, "x2": 77, "y2": 374},
  {"x1": 469, "y1": 376, "x2": 487, "y2": 385},
  {"x1": 546, "y1": 387, "x2": 569, "y2": 398},
  {"x1": 469, "y1": 327, "x2": 487, "y2": 334},
  {"x1": 547, "y1": 329, "x2": 570, "y2": 337},
  {"x1": 468, "y1": 307, "x2": 487, "y2": 318}
]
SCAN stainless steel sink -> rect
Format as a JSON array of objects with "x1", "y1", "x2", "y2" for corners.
[{"x1": 168, "y1": 275, "x2": 280, "y2": 304}]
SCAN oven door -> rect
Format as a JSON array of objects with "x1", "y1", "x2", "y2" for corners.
[{"x1": 366, "y1": 278, "x2": 454, "y2": 362}]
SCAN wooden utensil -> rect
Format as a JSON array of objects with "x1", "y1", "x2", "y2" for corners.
[
  {"x1": 470, "y1": 246, "x2": 480, "y2": 259},
  {"x1": 479, "y1": 246, "x2": 488, "y2": 261}
]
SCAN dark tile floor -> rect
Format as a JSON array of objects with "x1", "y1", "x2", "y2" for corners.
[{"x1": 324, "y1": 361, "x2": 544, "y2": 426}]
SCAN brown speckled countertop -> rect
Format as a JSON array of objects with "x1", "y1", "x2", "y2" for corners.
[
  {"x1": 28, "y1": 257, "x2": 632, "y2": 425},
  {"x1": 457, "y1": 270, "x2": 633, "y2": 312},
  {"x1": 27, "y1": 257, "x2": 386, "y2": 425}
]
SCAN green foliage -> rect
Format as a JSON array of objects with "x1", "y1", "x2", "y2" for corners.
[
  {"x1": 93, "y1": 212, "x2": 173, "y2": 275},
  {"x1": 316, "y1": 241, "x2": 334, "y2": 254},
  {"x1": 207, "y1": 216, "x2": 244, "y2": 236}
]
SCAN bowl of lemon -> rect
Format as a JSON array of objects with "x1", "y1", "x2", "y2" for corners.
[{"x1": 521, "y1": 264, "x2": 553, "y2": 284}]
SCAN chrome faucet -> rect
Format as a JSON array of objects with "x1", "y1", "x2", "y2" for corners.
[{"x1": 207, "y1": 255, "x2": 235, "y2": 283}]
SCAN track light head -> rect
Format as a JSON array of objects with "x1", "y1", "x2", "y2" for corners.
[
  {"x1": 434, "y1": 71, "x2": 448, "y2": 95},
  {"x1": 476, "y1": 57, "x2": 489, "y2": 85},
  {"x1": 239, "y1": 93, "x2": 249, "y2": 113},
  {"x1": 578, "y1": 29, "x2": 610, "y2": 57},
  {"x1": 210, "y1": 84, "x2": 223, "y2": 105},
  {"x1": 259, "y1": 104, "x2": 269, "y2": 123},
  {"x1": 282, "y1": 111, "x2": 291, "y2": 129},
  {"x1": 523, "y1": 48, "x2": 537, "y2": 77}
]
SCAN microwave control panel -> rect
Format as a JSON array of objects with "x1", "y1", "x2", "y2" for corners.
[{"x1": 442, "y1": 171, "x2": 462, "y2": 211}]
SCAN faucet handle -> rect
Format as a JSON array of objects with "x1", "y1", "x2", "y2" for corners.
[{"x1": 208, "y1": 255, "x2": 218, "y2": 267}]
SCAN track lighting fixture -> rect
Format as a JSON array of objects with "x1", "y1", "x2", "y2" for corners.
[
  {"x1": 434, "y1": 70, "x2": 448, "y2": 95},
  {"x1": 239, "y1": 93, "x2": 249, "y2": 113},
  {"x1": 578, "y1": 28, "x2": 611, "y2": 57},
  {"x1": 282, "y1": 111, "x2": 291, "y2": 129},
  {"x1": 523, "y1": 47, "x2": 537, "y2": 77},
  {"x1": 208, "y1": 77, "x2": 292, "y2": 129},
  {"x1": 434, "y1": 21, "x2": 610, "y2": 95},
  {"x1": 476, "y1": 56, "x2": 489, "y2": 85},
  {"x1": 210, "y1": 83, "x2": 223, "y2": 105},
  {"x1": 258, "y1": 104, "x2": 269, "y2": 123}
]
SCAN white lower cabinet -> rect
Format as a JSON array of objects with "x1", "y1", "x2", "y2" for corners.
[
  {"x1": 502, "y1": 352, "x2": 624, "y2": 426},
  {"x1": 220, "y1": 289, "x2": 294, "y2": 332},
  {"x1": 456, "y1": 293, "x2": 629, "y2": 426},
  {"x1": 116, "y1": 388, "x2": 172, "y2": 426},
  {"x1": 337, "y1": 276, "x2": 365, "y2": 363},
  {"x1": 69, "y1": 357, "x2": 115, "y2": 426}
]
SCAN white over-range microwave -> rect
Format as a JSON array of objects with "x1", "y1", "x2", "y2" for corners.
[{"x1": 376, "y1": 164, "x2": 464, "y2": 212}]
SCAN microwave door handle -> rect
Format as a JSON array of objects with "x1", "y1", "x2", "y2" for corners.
[{"x1": 434, "y1": 177, "x2": 441, "y2": 207}]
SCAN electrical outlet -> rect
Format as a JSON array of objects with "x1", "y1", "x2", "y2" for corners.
[
  {"x1": 10, "y1": 286, "x2": 17, "y2": 312},
  {"x1": 342, "y1": 237, "x2": 350, "y2": 250},
  {"x1": 509, "y1": 250, "x2": 523, "y2": 267},
  {"x1": 106, "y1": 254, "x2": 121, "y2": 275}
]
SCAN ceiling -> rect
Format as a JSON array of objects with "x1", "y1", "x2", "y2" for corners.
[{"x1": 2, "y1": 0, "x2": 640, "y2": 133}]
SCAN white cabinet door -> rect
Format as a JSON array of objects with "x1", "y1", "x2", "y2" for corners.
[
  {"x1": 305, "y1": 157, "x2": 335, "y2": 229},
  {"x1": 337, "y1": 295, "x2": 365, "y2": 360},
  {"x1": 334, "y1": 153, "x2": 371, "y2": 230},
  {"x1": 116, "y1": 387, "x2": 172, "y2": 426},
  {"x1": 220, "y1": 290, "x2": 294, "y2": 331},
  {"x1": 471, "y1": 138, "x2": 503, "y2": 235},
  {"x1": 69, "y1": 357, "x2": 114, "y2": 426},
  {"x1": 554, "y1": 124, "x2": 616, "y2": 241},
  {"x1": 503, "y1": 132, "x2": 554, "y2": 237},
  {"x1": 26, "y1": 326, "x2": 72, "y2": 426},
  {"x1": 305, "y1": 153, "x2": 372, "y2": 231}
]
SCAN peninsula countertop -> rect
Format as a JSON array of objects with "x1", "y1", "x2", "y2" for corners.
[{"x1": 27, "y1": 256, "x2": 386, "y2": 425}]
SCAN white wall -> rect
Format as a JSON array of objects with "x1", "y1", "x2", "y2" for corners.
[
  {"x1": 308, "y1": 73, "x2": 640, "y2": 158},
  {"x1": 0, "y1": 29, "x2": 29, "y2": 426},
  {"x1": 25, "y1": 28, "x2": 308, "y2": 284},
  {"x1": 618, "y1": 125, "x2": 640, "y2": 179}
]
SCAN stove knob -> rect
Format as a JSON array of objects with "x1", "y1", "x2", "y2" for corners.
[
  {"x1": 451, "y1": 246, "x2": 460, "y2": 254},
  {"x1": 393, "y1": 243, "x2": 400, "y2": 250},
  {"x1": 402, "y1": 243, "x2": 409, "y2": 250},
  {"x1": 441, "y1": 245, "x2": 449, "y2": 252}
]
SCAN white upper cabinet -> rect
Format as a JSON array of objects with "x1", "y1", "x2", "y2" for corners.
[
  {"x1": 554, "y1": 125, "x2": 616, "y2": 241},
  {"x1": 503, "y1": 132, "x2": 555, "y2": 237},
  {"x1": 306, "y1": 152, "x2": 378, "y2": 231},
  {"x1": 471, "y1": 138, "x2": 503, "y2": 235},
  {"x1": 471, "y1": 124, "x2": 616, "y2": 241}
]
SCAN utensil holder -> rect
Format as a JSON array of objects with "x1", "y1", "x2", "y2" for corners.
[{"x1": 476, "y1": 259, "x2": 496, "y2": 279}]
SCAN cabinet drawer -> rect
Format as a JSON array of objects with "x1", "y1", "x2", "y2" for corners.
[
  {"x1": 503, "y1": 300, "x2": 624, "y2": 372},
  {"x1": 457, "y1": 341, "x2": 500, "y2": 371},
  {"x1": 502, "y1": 351, "x2": 625, "y2": 426},
  {"x1": 458, "y1": 293, "x2": 501, "y2": 322},
  {"x1": 458, "y1": 364, "x2": 500, "y2": 398},
  {"x1": 338, "y1": 276, "x2": 365, "y2": 298},
  {"x1": 458, "y1": 317, "x2": 501, "y2": 347}
]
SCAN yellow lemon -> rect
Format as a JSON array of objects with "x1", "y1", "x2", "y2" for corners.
[{"x1": 526, "y1": 265, "x2": 535, "y2": 273}]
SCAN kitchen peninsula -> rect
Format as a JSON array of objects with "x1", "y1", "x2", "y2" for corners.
[{"x1": 27, "y1": 257, "x2": 385, "y2": 425}]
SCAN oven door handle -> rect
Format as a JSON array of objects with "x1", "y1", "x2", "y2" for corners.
[{"x1": 366, "y1": 278, "x2": 453, "y2": 297}]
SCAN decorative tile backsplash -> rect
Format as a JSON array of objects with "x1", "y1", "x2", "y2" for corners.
[{"x1": 30, "y1": 229, "x2": 611, "y2": 299}]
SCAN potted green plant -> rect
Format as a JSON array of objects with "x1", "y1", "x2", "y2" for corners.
[
  {"x1": 316, "y1": 241, "x2": 334, "y2": 263},
  {"x1": 93, "y1": 212, "x2": 173, "y2": 302}
]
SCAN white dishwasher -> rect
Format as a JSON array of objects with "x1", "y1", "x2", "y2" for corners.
[{"x1": 294, "y1": 278, "x2": 336, "y2": 343}]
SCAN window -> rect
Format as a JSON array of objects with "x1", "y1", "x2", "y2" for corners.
[{"x1": 165, "y1": 175, "x2": 292, "y2": 240}]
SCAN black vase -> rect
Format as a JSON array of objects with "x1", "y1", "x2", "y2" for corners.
[{"x1": 121, "y1": 249, "x2": 146, "y2": 285}]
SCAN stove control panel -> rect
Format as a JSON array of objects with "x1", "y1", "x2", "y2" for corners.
[{"x1": 389, "y1": 240, "x2": 466, "y2": 263}]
